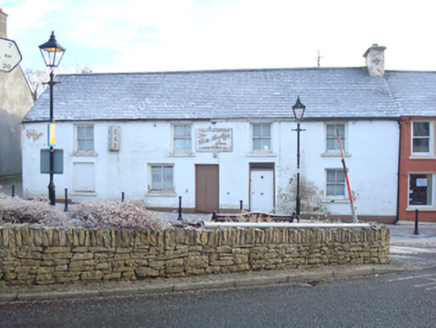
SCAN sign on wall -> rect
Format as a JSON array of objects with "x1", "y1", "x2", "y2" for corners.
[
  {"x1": 196, "y1": 128, "x2": 233, "y2": 152},
  {"x1": 108, "y1": 126, "x2": 120, "y2": 151}
]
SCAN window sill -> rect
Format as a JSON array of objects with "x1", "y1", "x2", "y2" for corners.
[
  {"x1": 146, "y1": 191, "x2": 177, "y2": 197},
  {"x1": 168, "y1": 152, "x2": 196, "y2": 157},
  {"x1": 71, "y1": 192, "x2": 97, "y2": 197},
  {"x1": 72, "y1": 152, "x2": 98, "y2": 157},
  {"x1": 247, "y1": 152, "x2": 276, "y2": 157},
  {"x1": 409, "y1": 155, "x2": 436, "y2": 160},
  {"x1": 406, "y1": 206, "x2": 436, "y2": 211},
  {"x1": 321, "y1": 152, "x2": 351, "y2": 157},
  {"x1": 321, "y1": 198, "x2": 349, "y2": 204}
]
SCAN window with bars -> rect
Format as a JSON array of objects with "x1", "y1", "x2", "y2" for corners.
[
  {"x1": 76, "y1": 125, "x2": 94, "y2": 152},
  {"x1": 252, "y1": 124, "x2": 271, "y2": 152},
  {"x1": 326, "y1": 169, "x2": 346, "y2": 197}
]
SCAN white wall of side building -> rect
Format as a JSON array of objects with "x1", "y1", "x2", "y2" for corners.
[{"x1": 22, "y1": 119, "x2": 399, "y2": 218}]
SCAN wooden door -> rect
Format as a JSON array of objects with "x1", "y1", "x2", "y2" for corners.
[{"x1": 195, "y1": 164, "x2": 219, "y2": 212}]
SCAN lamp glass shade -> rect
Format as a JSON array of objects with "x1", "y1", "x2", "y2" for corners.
[
  {"x1": 292, "y1": 96, "x2": 306, "y2": 122},
  {"x1": 39, "y1": 31, "x2": 66, "y2": 67}
]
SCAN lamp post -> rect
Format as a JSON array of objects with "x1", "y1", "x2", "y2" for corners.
[
  {"x1": 39, "y1": 31, "x2": 66, "y2": 205},
  {"x1": 292, "y1": 96, "x2": 306, "y2": 218}
]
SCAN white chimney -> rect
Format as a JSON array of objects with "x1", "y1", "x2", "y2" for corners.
[
  {"x1": 0, "y1": 9, "x2": 7, "y2": 38},
  {"x1": 363, "y1": 44, "x2": 386, "y2": 76}
]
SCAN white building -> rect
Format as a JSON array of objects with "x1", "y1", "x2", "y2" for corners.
[{"x1": 22, "y1": 45, "x2": 401, "y2": 222}]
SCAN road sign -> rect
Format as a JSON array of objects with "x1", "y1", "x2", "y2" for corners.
[
  {"x1": 0, "y1": 37, "x2": 22, "y2": 73},
  {"x1": 40, "y1": 149, "x2": 64, "y2": 174}
]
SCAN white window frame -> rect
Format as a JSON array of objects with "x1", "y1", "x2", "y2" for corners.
[
  {"x1": 148, "y1": 164, "x2": 176, "y2": 195},
  {"x1": 408, "y1": 173, "x2": 434, "y2": 207},
  {"x1": 74, "y1": 124, "x2": 95, "y2": 155},
  {"x1": 325, "y1": 168, "x2": 347, "y2": 199},
  {"x1": 411, "y1": 121, "x2": 433, "y2": 156},
  {"x1": 170, "y1": 123, "x2": 193, "y2": 156},
  {"x1": 324, "y1": 123, "x2": 347, "y2": 156},
  {"x1": 250, "y1": 123, "x2": 273, "y2": 155}
]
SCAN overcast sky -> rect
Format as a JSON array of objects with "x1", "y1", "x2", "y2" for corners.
[{"x1": 3, "y1": 0, "x2": 436, "y2": 73}]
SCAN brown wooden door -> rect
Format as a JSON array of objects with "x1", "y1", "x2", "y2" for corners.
[{"x1": 195, "y1": 164, "x2": 219, "y2": 212}]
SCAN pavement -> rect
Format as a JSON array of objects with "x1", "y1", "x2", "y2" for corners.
[{"x1": 1, "y1": 180, "x2": 436, "y2": 302}]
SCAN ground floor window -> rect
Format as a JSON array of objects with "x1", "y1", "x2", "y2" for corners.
[
  {"x1": 151, "y1": 165, "x2": 174, "y2": 191},
  {"x1": 409, "y1": 173, "x2": 433, "y2": 206},
  {"x1": 326, "y1": 169, "x2": 345, "y2": 197}
]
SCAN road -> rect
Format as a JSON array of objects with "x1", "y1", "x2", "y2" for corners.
[{"x1": 1, "y1": 268, "x2": 435, "y2": 328}]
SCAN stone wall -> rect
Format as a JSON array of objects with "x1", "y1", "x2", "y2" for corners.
[{"x1": 0, "y1": 226, "x2": 390, "y2": 286}]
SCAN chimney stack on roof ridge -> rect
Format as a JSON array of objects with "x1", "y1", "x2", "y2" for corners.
[
  {"x1": 363, "y1": 44, "x2": 387, "y2": 77},
  {"x1": 0, "y1": 9, "x2": 7, "y2": 38}
]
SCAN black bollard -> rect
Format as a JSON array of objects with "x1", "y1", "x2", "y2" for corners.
[
  {"x1": 64, "y1": 188, "x2": 69, "y2": 212},
  {"x1": 240, "y1": 200, "x2": 243, "y2": 212},
  {"x1": 121, "y1": 192, "x2": 125, "y2": 202},
  {"x1": 177, "y1": 196, "x2": 183, "y2": 221},
  {"x1": 413, "y1": 209, "x2": 420, "y2": 235},
  {"x1": 11, "y1": 184, "x2": 15, "y2": 197}
]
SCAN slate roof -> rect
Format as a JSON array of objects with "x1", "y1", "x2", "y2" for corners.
[
  {"x1": 384, "y1": 71, "x2": 436, "y2": 117},
  {"x1": 23, "y1": 67, "x2": 431, "y2": 123}
]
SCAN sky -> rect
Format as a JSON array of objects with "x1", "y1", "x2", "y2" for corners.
[{"x1": 2, "y1": 0, "x2": 436, "y2": 73}]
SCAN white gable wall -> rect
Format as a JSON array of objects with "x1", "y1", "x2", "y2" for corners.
[{"x1": 22, "y1": 119, "x2": 399, "y2": 218}]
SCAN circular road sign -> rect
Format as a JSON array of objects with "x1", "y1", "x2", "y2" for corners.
[{"x1": 0, "y1": 37, "x2": 22, "y2": 73}]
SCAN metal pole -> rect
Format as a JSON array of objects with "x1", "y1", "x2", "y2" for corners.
[
  {"x1": 64, "y1": 188, "x2": 69, "y2": 212},
  {"x1": 177, "y1": 196, "x2": 183, "y2": 221},
  {"x1": 121, "y1": 192, "x2": 125, "y2": 202},
  {"x1": 48, "y1": 70, "x2": 56, "y2": 206},
  {"x1": 11, "y1": 184, "x2": 15, "y2": 197},
  {"x1": 240, "y1": 200, "x2": 243, "y2": 211},
  {"x1": 296, "y1": 122, "x2": 301, "y2": 217},
  {"x1": 413, "y1": 209, "x2": 419, "y2": 235}
]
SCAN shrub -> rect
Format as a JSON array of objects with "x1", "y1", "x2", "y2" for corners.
[
  {"x1": 0, "y1": 193, "x2": 68, "y2": 226},
  {"x1": 0, "y1": 193, "x2": 170, "y2": 230},
  {"x1": 69, "y1": 201, "x2": 171, "y2": 230}
]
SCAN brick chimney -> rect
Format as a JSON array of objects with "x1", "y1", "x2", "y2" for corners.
[
  {"x1": 363, "y1": 44, "x2": 386, "y2": 76},
  {"x1": 0, "y1": 9, "x2": 7, "y2": 38}
]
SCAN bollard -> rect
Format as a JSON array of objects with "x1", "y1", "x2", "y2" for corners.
[
  {"x1": 177, "y1": 196, "x2": 183, "y2": 221},
  {"x1": 121, "y1": 192, "x2": 125, "y2": 202},
  {"x1": 413, "y1": 209, "x2": 420, "y2": 235},
  {"x1": 64, "y1": 188, "x2": 69, "y2": 212},
  {"x1": 11, "y1": 184, "x2": 15, "y2": 197},
  {"x1": 240, "y1": 200, "x2": 243, "y2": 211}
]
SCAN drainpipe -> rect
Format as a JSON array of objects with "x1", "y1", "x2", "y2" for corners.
[{"x1": 393, "y1": 120, "x2": 402, "y2": 225}]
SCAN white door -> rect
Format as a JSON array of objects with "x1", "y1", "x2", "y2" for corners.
[{"x1": 250, "y1": 170, "x2": 274, "y2": 212}]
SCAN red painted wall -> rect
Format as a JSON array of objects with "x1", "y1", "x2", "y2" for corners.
[{"x1": 398, "y1": 117, "x2": 436, "y2": 222}]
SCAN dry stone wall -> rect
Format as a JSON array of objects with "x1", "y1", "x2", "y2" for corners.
[{"x1": 0, "y1": 226, "x2": 390, "y2": 286}]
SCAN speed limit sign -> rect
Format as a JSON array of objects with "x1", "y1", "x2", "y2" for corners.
[{"x1": 0, "y1": 37, "x2": 22, "y2": 73}]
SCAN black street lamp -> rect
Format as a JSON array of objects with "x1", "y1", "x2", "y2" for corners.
[
  {"x1": 292, "y1": 96, "x2": 306, "y2": 218},
  {"x1": 39, "y1": 31, "x2": 66, "y2": 205}
]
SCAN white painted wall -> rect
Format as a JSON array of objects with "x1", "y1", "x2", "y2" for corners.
[{"x1": 22, "y1": 119, "x2": 399, "y2": 217}]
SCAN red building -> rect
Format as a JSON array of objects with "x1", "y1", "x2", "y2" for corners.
[{"x1": 398, "y1": 116, "x2": 436, "y2": 222}]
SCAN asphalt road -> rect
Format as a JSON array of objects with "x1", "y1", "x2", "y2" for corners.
[{"x1": 1, "y1": 268, "x2": 435, "y2": 328}]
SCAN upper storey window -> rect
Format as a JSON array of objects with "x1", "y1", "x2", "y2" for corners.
[{"x1": 412, "y1": 122, "x2": 432, "y2": 155}]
